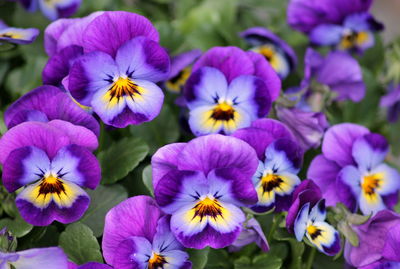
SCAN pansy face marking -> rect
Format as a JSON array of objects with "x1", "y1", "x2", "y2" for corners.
[
  {"x1": 166, "y1": 67, "x2": 192, "y2": 93},
  {"x1": 339, "y1": 29, "x2": 371, "y2": 50},
  {"x1": 252, "y1": 45, "x2": 289, "y2": 78},
  {"x1": 148, "y1": 252, "x2": 167, "y2": 269},
  {"x1": 104, "y1": 76, "x2": 144, "y2": 107}
]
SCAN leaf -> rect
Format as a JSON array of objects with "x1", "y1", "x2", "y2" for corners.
[
  {"x1": 0, "y1": 212, "x2": 33, "y2": 238},
  {"x1": 98, "y1": 137, "x2": 149, "y2": 184},
  {"x1": 59, "y1": 222, "x2": 103, "y2": 264},
  {"x1": 187, "y1": 247, "x2": 209, "y2": 269},
  {"x1": 129, "y1": 105, "x2": 180, "y2": 154},
  {"x1": 337, "y1": 221, "x2": 359, "y2": 247},
  {"x1": 142, "y1": 165, "x2": 154, "y2": 196},
  {"x1": 274, "y1": 228, "x2": 305, "y2": 269},
  {"x1": 253, "y1": 253, "x2": 283, "y2": 269},
  {"x1": 80, "y1": 185, "x2": 128, "y2": 237}
]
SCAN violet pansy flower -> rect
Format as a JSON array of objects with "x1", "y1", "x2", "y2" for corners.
[
  {"x1": 345, "y1": 210, "x2": 400, "y2": 268},
  {"x1": 232, "y1": 119, "x2": 303, "y2": 213},
  {"x1": 165, "y1": 49, "x2": 202, "y2": 93},
  {"x1": 240, "y1": 27, "x2": 297, "y2": 79},
  {"x1": 0, "y1": 121, "x2": 100, "y2": 226},
  {"x1": 4, "y1": 85, "x2": 99, "y2": 136},
  {"x1": 380, "y1": 84, "x2": 400, "y2": 123},
  {"x1": 302, "y1": 48, "x2": 366, "y2": 102},
  {"x1": 184, "y1": 46, "x2": 280, "y2": 136},
  {"x1": 152, "y1": 134, "x2": 258, "y2": 249},
  {"x1": 0, "y1": 247, "x2": 68, "y2": 269},
  {"x1": 308, "y1": 123, "x2": 400, "y2": 215},
  {"x1": 229, "y1": 218, "x2": 269, "y2": 252},
  {"x1": 294, "y1": 199, "x2": 341, "y2": 256},
  {"x1": 287, "y1": 0, "x2": 383, "y2": 52},
  {"x1": 102, "y1": 196, "x2": 191, "y2": 269},
  {"x1": 0, "y1": 20, "x2": 39, "y2": 45},
  {"x1": 16, "y1": 0, "x2": 81, "y2": 21}
]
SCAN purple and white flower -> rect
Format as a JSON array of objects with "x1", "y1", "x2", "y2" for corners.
[
  {"x1": 16, "y1": 0, "x2": 81, "y2": 21},
  {"x1": 0, "y1": 20, "x2": 39, "y2": 45}
]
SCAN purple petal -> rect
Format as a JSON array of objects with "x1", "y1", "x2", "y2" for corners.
[
  {"x1": 151, "y1": 143, "x2": 186, "y2": 189},
  {"x1": 307, "y1": 155, "x2": 342, "y2": 207},
  {"x1": 309, "y1": 24, "x2": 343, "y2": 46},
  {"x1": 382, "y1": 224, "x2": 400, "y2": 262},
  {"x1": 380, "y1": 85, "x2": 400, "y2": 107},
  {"x1": 102, "y1": 196, "x2": 163, "y2": 266},
  {"x1": 44, "y1": 17, "x2": 80, "y2": 56},
  {"x1": 112, "y1": 236, "x2": 152, "y2": 269},
  {"x1": 5, "y1": 85, "x2": 100, "y2": 136},
  {"x1": 115, "y1": 36, "x2": 170, "y2": 82},
  {"x1": 177, "y1": 134, "x2": 258, "y2": 180},
  {"x1": 152, "y1": 216, "x2": 183, "y2": 253},
  {"x1": 352, "y1": 133, "x2": 389, "y2": 172},
  {"x1": 192, "y1": 46, "x2": 255, "y2": 83},
  {"x1": 336, "y1": 165, "x2": 361, "y2": 212},
  {"x1": 0, "y1": 27, "x2": 39, "y2": 45},
  {"x1": 38, "y1": 0, "x2": 81, "y2": 21},
  {"x1": 13, "y1": 247, "x2": 68, "y2": 269},
  {"x1": 322, "y1": 123, "x2": 369, "y2": 167},
  {"x1": 82, "y1": 11, "x2": 159, "y2": 57},
  {"x1": 168, "y1": 49, "x2": 202, "y2": 80},
  {"x1": 2, "y1": 146, "x2": 50, "y2": 192},
  {"x1": 229, "y1": 217, "x2": 269, "y2": 252}
]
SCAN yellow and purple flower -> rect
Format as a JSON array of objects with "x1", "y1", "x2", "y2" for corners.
[
  {"x1": 240, "y1": 27, "x2": 297, "y2": 79},
  {"x1": 287, "y1": 0, "x2": 383, "y2": 52},
  {"x1": 0, "y1": 121, "x2": 100, "y2": 226},
  {"x1": 0, "y1": 20, "x2": 39, "y2": 45},
  {"x1": 308, "y1": 123, "x2": 400, "y2": 215},
  {"x1": 152, "y1": 134, "x2": 258, "y2": 249},
  {"x1": 102, "y1": 196, "x2": 191, "y2": 269},
  {"x1": 15, "y1": 0, "x2": 81, "y2": 21},
  {"x1": 183, "y1": 47, "x2": 280, "y2": 136},
  {"x1": 232, "y1": 119, "x2": 303, "y2": 213}
]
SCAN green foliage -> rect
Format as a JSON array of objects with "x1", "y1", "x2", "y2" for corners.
[
  {"x1": 0, "y1": 213, "x2": 33, "y2": 238},
  {"x1": 187, "y1": 247, "x2": 210, "y2": 269},
  {"x1": 142, "y1": 165, "x2": 154, "y2": 196},
  {"x1": 59, "y1": 223, "x2": 103, "y2": 264}
]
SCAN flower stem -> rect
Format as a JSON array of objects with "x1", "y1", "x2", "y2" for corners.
[
  {"x1": 305, "y1": 247, "x2": 316, "y2": 269},
  {"x1": 267, "y1": 213, "x2": 283, "y2": 242}
]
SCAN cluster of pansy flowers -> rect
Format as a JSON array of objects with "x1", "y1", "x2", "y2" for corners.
[{"x1": 1, "y1": 0, "x2": 400, "y2": 268}]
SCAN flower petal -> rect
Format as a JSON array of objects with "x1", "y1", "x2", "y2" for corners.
[
  {"x1": 352, "y1": 133, "x2": 389, "y2": 172},
  {"x1": 12, "y1": 247, "x2": 68, "y2": 269},
  {"x1": 294, "y1": 202, "x2": 310, "y2": 241},
  {"x1": 336, "y1": 165, "x2": 361, "y2": 212},
  {"x1": 306, "y1": 221, "x2": 341, "y2": 256},
  {"x1": 309, "y1": 24, "x2": 343, "y2": 46}
]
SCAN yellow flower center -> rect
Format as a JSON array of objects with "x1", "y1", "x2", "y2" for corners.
[
  {"x1": 211, "y1": 102, "x2": 235, "y2": 121},
  {"x1": 192, "y1": 197, "x2": 223, "y2": 221},
  {"x1": 165, "y1": 67, "x2": 192, "y2": 93},
  {"x1": 261, "y1": 174, "x2": 283, "y2": 194},
  {"x1": 148, "y1": 252, "x2": 166, "y2": 269},
  {"x1": 340, "y1": 31, "x2": 369, "y2": 49},
  {"x1": 38, "y1": 175, "x2": 65, "y2": 196},
  {"x1": 108, "y1": 77, "x2": 141, "y2": 101},
  {"x1": 362, "y1": 174, "x2": 381, "y2": 195},
  {"x1": 307, "y1": 225, "x2": 322, "y2": 240}
]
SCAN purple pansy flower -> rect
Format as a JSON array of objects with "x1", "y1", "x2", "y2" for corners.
[
  {"x1": 229, "y1": 218, "x2": 269, "y2": 252},
  {"x1": 294, "y1": 199, "x2": 341, "y2": 256},
  {"x1": 183, "y1": 46, "x2": 280, "y2": 136},
  {"x1": 287, "y1": 0, "x2": 383, "y2": 52},
  {"x1": 16, "y1": 0, "x2": 81, "y2": 21},
  {"x1": 276, "y1": 106, "x2": 329, "y2": 151},
  {"x1": 380, "y1": 84, "x2": 400, "y2": 123},
  {"x1": 0, "y1": 121, "x2": 100, "y2": 226},
  {"x1": 302, "y1": 48, "x2": 366, "y2": 102},
  {"x1": 308, "y1": 123, "x2": 400, "y2": 215},
  {"x1": 240, "y1": 27, "x2": 297, "y2": 79},
  {"x1": 103, "y1": 196, "x2": 191, "y2": 269},
  {"x1": 232, "y1": 119, "x2": 303, "y2": 213},
  {"x1": 152, "y1": 134, "x2": 258, "y2": 249},
  {"x1": 165, "y1": 49, "x2": 202, "y2": 93},
  {"x1": 0, "y1": 247, "x2": 68, "y2": 269},
  {"x1": 4, "y1": 85, "x2": 99, "y2": 136},
  {"x1": 0, "y1": 20, "x2": 39, "y2": 45},
  {"x1": 345, "y1": 210, "x2": 400, "y2": 268}
]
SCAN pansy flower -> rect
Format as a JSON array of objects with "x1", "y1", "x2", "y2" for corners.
[
  {"x1": 0, "y1": 20, "x2": 39, "y2": 45},
  {"x1": 240, "y1": 27, "x2": 297, "y2": 79},
  {"x1": 0, "y1": 247, "x2": 68, "y2": 269},
  {"x1": 152, "y1": 134, "x2": 258, "y2": 249},
  {"x1": 302, "y1": 48, "x2": 365, "y2": 102},
  {"x1": 287, "y1": 0, "x2": 383, "y2": 52},
  {"x1": 308, "y1": 123, "x2": 400, "y2": 215},
  {"x1": 165, "y1": 49, "x2": 202, "y2": 93},
  {"x1": 229, "y1": 218, "x2": 269, "y2": 252},
  {"x1": 4, "y1": 85, "x2": 99, "y2": 136},
  {"x1": 380, "y1": 83, "x2": 400, "y2": 123},
  {"x1": 184, "y1": 47, "x2": 280, "y2": 136},
  {"x1": 102, "y1": 196, "x2": 191, "y2": 269},
  {"x1": 0, "y1": 121, "x2": 100, "y2": 226},
  {"x1": 16, "y1": 0, "x2": 82, "y2": 21},
  {"x1": 294, "y1": 199, "x2": 341, "y2": 256},
  {"x1": 233, "y1": 119, "x2": 303, "y2": 213}
]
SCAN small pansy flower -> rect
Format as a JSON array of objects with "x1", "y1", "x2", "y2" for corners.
[
  {"x1": 0, "y1": 20, "x2": 39, "y2": 45},
  {"x1": 380, "y1": 83, "x2": 400, "y2": 123},
  {"x1": 287, "y1": 0, "x2": 383, "y2": 52},
  {"x1": 165, "y1": 49, "x2": 202, "y2": 93},
  {"x1": 152, "y1": 134, "x2": 258, "y2": 249},
  {"x1": 184, "y1": 47, "x2": 280, "y2": 136},
  {"x1": 0, "y1": 247, "x2": 68, "y2": 269},
  {"x1": 240, "y1": 27, "x2": 297, "y2": 79},
  {"x1": 308, "y1": 123, "x2": 400, "y2": 215},
  {"x1": 102, "y1": 196, "x2": 191, "y2": 269},
  {"x1": 0, "y1": 121, "x2": 100, "y2": 226},
  {"x1": 229, "y1": 218, "x2": 269, "y2": 252},
  {"x1": 294, "y1": 199, "x2": 341, "y2": 256},
  {"x1": 233, "y1": 119, "x2": 303, "y2": 213},
  {"x1": 16, "y1": 0, "x2": 82, "y2": 21},
  {"x1": 4, "y1": 85, "x2": 99, "y2": 136}
]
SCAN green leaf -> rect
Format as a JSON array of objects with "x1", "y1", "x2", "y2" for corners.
[
  {"x1": 98, "y1": 137, "x2": 149, "y2": 184},
  {"x1": 338, "y1": 221, "x2": 359, "y2": 247},
  {"x1": 59, "y1": 222, "x2": 103, "y2": 264},
  {"x1": 253, "y1": 253, "x2": 283, "y2": 269},
  {"x1": 187, "y1": 247, "x2": 209, "y2": 269},
  {"x1": 274, "y1": 228, "x2": 305, "y2": 269},
  {"x1": 0, "y1": 212, "x2": 33, "y2": 238},
  {"x1": 130, "y1": 105, "x2": 180, "y2": 153},
  {"x1": 142, "y1": 165, "x2": 154, "y2": 196},
  {"x1": 80, "y1": 185, "x2": 128, "y2": 237}
]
